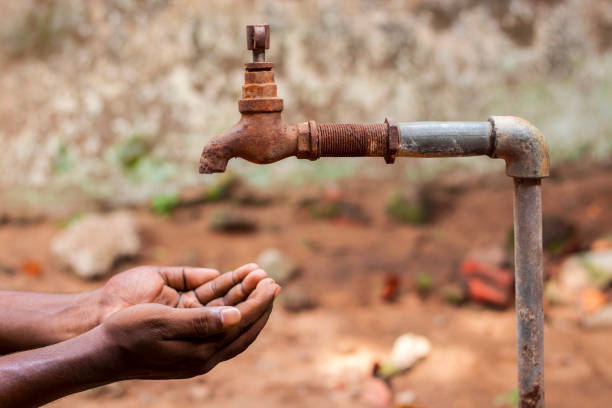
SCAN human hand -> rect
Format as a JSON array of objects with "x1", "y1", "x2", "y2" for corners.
[
  {"x1": 97, "y1": 263, "x2": 267, "y2": 321},
  {"x1": 98, "y1": 277, "x2": 280, "y2": 380},
  {"x1": 0, "y1": 278, "x2": 280, "y2": 408}
]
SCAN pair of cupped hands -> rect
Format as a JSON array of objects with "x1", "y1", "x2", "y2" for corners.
[{"x1": 93, "y1": 263, "x2": 279, "y2": 380}]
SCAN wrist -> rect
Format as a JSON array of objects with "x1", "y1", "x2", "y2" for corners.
[
  {"x1": 59, "y1": 289, "x2": 106, "y2": 341},
  {"x1": 83, "y1": 288, "x2": 106, "y2": 327},
  {"x1": 79, "y1": 325, "x2": 129, "y2": 382},
  {"x1": 0, "y1": 325, "x2": 127, "y2": 407}
]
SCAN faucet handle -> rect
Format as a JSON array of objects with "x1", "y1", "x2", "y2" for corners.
[{"x1": 246, "y1": 24, "x2": 270, "y2": 62}]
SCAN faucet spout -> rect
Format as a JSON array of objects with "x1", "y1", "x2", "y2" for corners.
[
  {"x1": 200, "y1": 24, "x2": 302, "y2": 174},
  {"x1": 198, "y1": 125, "x2": 239, "y2": 174},
  {"x1": 199, "y1": 112, "x2": 298, "y2": 174}
]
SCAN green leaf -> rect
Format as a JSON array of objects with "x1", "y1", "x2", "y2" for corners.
[
  {"x1": 493, "y1": 389, "x2": 518, "y2": 407},
  {"x1": 151, "y1": 193, "x2": 180, "y2": 217}
]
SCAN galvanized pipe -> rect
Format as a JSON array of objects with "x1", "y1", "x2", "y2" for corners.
[
  {"x1": 398, "y1": 121, "x2": 492, "y2": 157},
  {"x1": 199, "y1": 23, "x2": 552, "y2": 407},
  {"x1": 513, "y1": 178, "x2": 545, "y2": 408},
  {"x1": 201, "y1": 110, "x2": 550, "y2": 406}
]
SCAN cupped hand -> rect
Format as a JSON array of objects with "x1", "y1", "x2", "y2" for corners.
[
  {"x1": 99, "y1": 277, "x2": 281, "y2": 380},
  {"x1": 98, "y1": 263, "x2": 267, "y2": 321}
]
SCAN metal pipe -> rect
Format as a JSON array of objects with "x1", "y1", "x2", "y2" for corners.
[
  {"x1": 398, "y1": 121, "x2": 492, "y2": 157},
  {"x1": 513, "y1": 178, "x2": 545, "y2": 408},
  {"x1": 199, "y1": 24, "x2": 552, "y2": 407}
]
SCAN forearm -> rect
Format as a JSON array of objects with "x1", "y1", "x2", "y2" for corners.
[
  {"x1": 0, "y1": 290, "x2": 104, "y2": 354},
  {"x1": 0, "y1": 326, "x2": 124, "y2": 408}
]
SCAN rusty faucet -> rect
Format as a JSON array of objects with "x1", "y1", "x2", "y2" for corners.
[
  {"x1": 199, "y1": 24, "x2": 297, "y2": 174},
  {"x1": 199, "y1": 25, "x2": 550, "y2": 408}
]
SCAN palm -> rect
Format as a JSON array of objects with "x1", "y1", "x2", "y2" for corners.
[{"x1": 100, "y1": 264, "x2": 264, "y2": 320}]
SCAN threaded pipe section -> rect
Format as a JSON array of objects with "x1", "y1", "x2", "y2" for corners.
[{"x1": 317, "y1": 123, "x2": 388, "y2": 157}]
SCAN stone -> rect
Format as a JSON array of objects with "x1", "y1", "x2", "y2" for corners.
[
  {"x1": 559, "y1": 250, "x2": 612, "y2": 292},
  {"x1": 256, "y1": 248, "x2": 300, "y2": 285},
  {"x1": 208, "y1": 210, "x2": 257, "y2": 233},
  {"x1": 279, "y1": 285, "x2": 318, "y2": 313},
  {"x1": 51, "y1": 212, "x2": 140, "y2": 280},
  {"x1": 379, "y1": 333, "x2": 431, "y2": 377},
  {"x1": 460, "y1": 247, "x2": 514, "y2": 307}
]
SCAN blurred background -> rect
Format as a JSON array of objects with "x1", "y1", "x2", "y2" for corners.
[{"x1": 0, "y1": 0, "x2": 611, "y2": 407}]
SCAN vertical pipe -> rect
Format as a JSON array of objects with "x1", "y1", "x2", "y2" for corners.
[{"x1": 513, "y1": 178, "x2": 545, "y2": 408}]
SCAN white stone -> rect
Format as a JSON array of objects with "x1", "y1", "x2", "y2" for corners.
[
  {"x1": 386, "y1": 333, "x2": 431, "y2": 371},
  {"x1": 51, "y1": 212, "x2": 140, "y2": 279},
  {"x1": 559, "y1": 250, "x2": 612, "y2": 292}
]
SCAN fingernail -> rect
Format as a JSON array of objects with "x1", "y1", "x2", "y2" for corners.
[
  {"x1": 257, "y1": 277, "x2": 274, "y2": 288},
  {"x1": 274, "y1": 286, "x2": 281, "y2": 298},
  {"x1": 220, "y1": 307, "x2": 241, "y2": 326}
]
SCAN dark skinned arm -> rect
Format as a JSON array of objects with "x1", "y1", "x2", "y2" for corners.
[
  {"x1": 0, "y1": 278, "x2": 280, "y2": 408},
  {"x1": 0, "y1": 290, "x2": 103, "y2": 354},
  {"x1": 0, "y1": 263, "x2": 267, "y2": 354}
]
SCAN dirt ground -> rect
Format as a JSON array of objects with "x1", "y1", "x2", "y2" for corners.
[{"x1": 0, "y1": 162, "x2": 611, "y2": 407}]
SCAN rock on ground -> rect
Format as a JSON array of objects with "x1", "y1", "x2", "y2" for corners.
[
  {"x1": 379, "y1": 333, "x2": 431, "y2": 378},
  {"x1": 51, "y1": 212, "x2": 140, "y2": 279},
  {"x1": 256, "y1": 248, "x2": 300, "y2": 285},
  {"x1": 559, "y1": 250, "x2": 612, "y2": 292}
]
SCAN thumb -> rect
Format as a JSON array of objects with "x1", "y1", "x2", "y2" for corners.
[{"x1": 162, "y1": 306, "x2": 241, "y2": 339}]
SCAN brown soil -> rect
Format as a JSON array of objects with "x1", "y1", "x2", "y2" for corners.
[{"x1": 0, "y1": 163, "x2": 611, "y2": 407}]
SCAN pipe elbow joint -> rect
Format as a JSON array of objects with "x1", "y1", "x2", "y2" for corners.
[{"x1": 489, "y1": 116, "x2": 550, "y2": 179}]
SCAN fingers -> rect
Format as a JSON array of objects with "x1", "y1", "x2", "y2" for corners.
[
  {"x1": 157, "y1": 266, "x2": 220, "y2": 291},
  {"x1": 229, "y1": 278, "x2": 280, "y2": 336},
  {"x1": 198, "y1": 281, "x2": 279, "y2": 369},
  {"x1": 176, "y1": 291, "x2": 202, "y2": 308},
  {"x1": 211, "y1": 305, "x2": 273, "y2": 365},
  {"x1": 206, "y1": 268, "x2": 267, "y2": 307},
  {"x1": 161, "y1": 306, "x2": 242, "y2": 339},
  {"x1": 194, "y1": 263, "x2": 259, "y2": 305}
]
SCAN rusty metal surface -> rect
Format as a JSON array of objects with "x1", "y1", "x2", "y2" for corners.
[
  {"x1": 384, "y1": 118, "x2": 399, "y2": 164},
  {"x1": 489, "y1": 116, "x2": 550, "y2": 179},
  {"x1": 238, "y1": 98, "x2": 283, "y2": 113},
  {"x1": 244, "y1": 62, "x2": 275, "y2": 71},
  {"x1": 398, "y1": 121, "x2": 491, "y2": 157},
  {"x1": 199, "y1": 24, "x2": 298, "y2": 174},
  {"x1": 513, "y1": 178, "x2": 545, "y2": 408},
  {"x1": 199, "y1": 112, "x2": 298, "y2": 173},
  {"x1": 318, "y1": 123, "x2": 388, "y2": 157},
  {"x1": 246, "y1": 24, "x2": 269, "y2": 63}
]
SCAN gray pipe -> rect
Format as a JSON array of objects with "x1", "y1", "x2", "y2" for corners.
[
  {"x1": 514, "y1": 178, "x2": 545, "y2": 408},
  {"x1": 397, "y1": 121, "x2": 492, "y2": 157}
]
